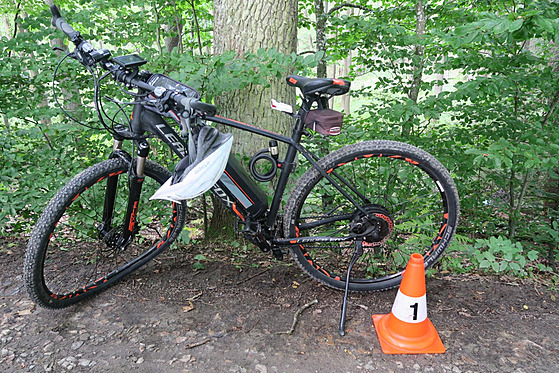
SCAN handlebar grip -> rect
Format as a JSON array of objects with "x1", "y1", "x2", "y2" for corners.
[
  {"x1": 50, "y1": 4, "x2": 80, "y2": 41},
  {"x1": 50, "y1": 4, "x2": 61, "y2": 19},
  {"x1": 179, "y1": 96, "x2": 218, "y2": 117},
  {"x1": 192, "y1": 100, "x2": 218, "y2": 117}
]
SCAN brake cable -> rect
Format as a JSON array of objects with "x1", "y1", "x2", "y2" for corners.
[{"x1": 52, "y1": 51, "x2": 104, "y2": 131}]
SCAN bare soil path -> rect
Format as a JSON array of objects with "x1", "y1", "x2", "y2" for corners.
[{"x1": 1, "y1": 237, "x2": 557, "y2": 372}]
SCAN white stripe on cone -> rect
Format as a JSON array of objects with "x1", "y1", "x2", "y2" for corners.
[{"x1": 391, "y1": 290, "x2": 427, "y2": 324}]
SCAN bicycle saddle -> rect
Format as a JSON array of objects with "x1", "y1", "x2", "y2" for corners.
[{"x1": 286, "y1": 75, "x2": 350, "y2": 96}]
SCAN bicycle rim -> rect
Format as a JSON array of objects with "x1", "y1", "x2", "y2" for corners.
[
  {"x1": 285, "y1": 140, "x2": 459, "y2": 292},
  {"x1": 25, "y1": 158, "x2": 185, "y2": 308}
]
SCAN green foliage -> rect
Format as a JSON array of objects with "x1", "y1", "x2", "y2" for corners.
[
  {"x1": 321, "y1": 0, "x2": 559, "y2": 267},
  {"x1": 438, "y1": 5, "x2": 559, "y2": 250},
  {"x1": 0, "y1": 0, "x2": 321, "y2": 234},
  {"x1": 154, "y1": 48, "x2": 323, "y2": 101},
  {"x1": 176, "y1": 228, "x2": 192, "y2": 245},
  {"x1": 192, "y1": 254, "x2": 207, "y2": 270},
  {"x1": 470, "y1": 236, "x2": 545, "y2": 277},
  {"x1": 440, "y1": 235, "x2": 551, "y2": 277},
  {"x1": 1, "y1": 0, "x2": 558, "y2": 278}
]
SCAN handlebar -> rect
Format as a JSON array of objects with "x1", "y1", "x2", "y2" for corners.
[
  {"x1": 50, "y1": 5, "x2": 80, "y2": 42},
  {"x1": 179, "y1": 96, "x2": 219, "y2": 116},
  {"x1": 49, "y1": 4, "x2": 217, "y2": 118}
]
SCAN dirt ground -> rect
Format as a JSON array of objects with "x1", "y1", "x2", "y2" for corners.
[{"x1": 1, "y1": 236, "x2": 557, "y2": 373}]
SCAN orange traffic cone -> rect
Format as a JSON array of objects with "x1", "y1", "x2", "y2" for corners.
[{"x1": 372, "y1": 253, "x2": 445, "y2": 354}]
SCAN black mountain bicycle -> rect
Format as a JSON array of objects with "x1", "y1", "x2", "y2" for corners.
[{"x1": 24, "y1": 5, "x2": 459, "y2": 314}]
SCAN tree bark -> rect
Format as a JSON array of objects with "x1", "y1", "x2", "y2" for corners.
[
  {"x1": 340, "y1": 8, "x2": 353, "y2": 114},
  {"x1": 508, "y1": 169, "x2": 530, "y2": 240},
  {"x1": 162, "y1": 1, "x2": 183, "y2": 53},
  {"x1": 341, "y1": 50, "x2": 351, "y2": 113},
  {"x1": 404, "y1": 0, "x2": 426, "y2": 136},
  {"x1": 209, "y1": 0, "x2": 298, "y2": 239},
  {"x1": 314, "y1": 0, "x2": 327, "y2": 78},
  {"x1": 544, "y1": 43, "x2": 559, "y2": 268},
  {"x1": 213, "y1": 0, "x2": 298, "y2": 154},
  {"x1": 408, "y1": 0, "x2": 426, "y2": 103}
]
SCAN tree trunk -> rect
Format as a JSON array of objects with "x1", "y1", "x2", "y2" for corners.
[
  {"x1": 213, "y1": 0, "x2": 297, "y2": 154},
  {"x1": 340, "y1": 8, "x2": 353, "y2": 114},
  {"x1": 2, "y1": 11, "x2": 14, "y2": 134},
  {"x1": 408, "y1": 0, "x2": 426, "y2": 103},
  {"x1": 314, "y1": 0, "x2": 327, "y2": 78},
  {"x1": 161, "y1": 1, "x2": 183, "y2": 54},
  {"x1": 209, "y1": 0, "x2": 298, "y2": 239},
  {"x1": 404, "y1": 0, "x2": 426, "y2": 136},
  {"x1": 544, "y1": 43, "x2": 559, "y2": 269},
  {"x1": 341, "y1": 50, "x2": 351, "y2": 113},
  {"x1": 508, "y1": 169, "x2": 530, "y2": 240}
]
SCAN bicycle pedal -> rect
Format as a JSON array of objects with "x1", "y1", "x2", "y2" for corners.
[
  {"x1": 271, "y1": 248, "x2": 284, "y2": 260},
  {"x1": 234, "y1": 219, "x2": 248, "y2": 234}
]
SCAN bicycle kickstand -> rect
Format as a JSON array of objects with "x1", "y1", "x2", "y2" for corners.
[{"x1": 338, "y1": 239, "x2": 364, "y2": 336}]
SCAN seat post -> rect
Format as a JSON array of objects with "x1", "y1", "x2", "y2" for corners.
[
  {"x1": 317, "y1": 96, "x2": 329, "y2": 109},
  {"x1": 296, "y1": 96, "x2": 315, "y2": 129}
]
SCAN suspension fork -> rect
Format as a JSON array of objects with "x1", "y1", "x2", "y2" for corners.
[
  {"x1": 99, "y1": 140, "x2": 122, "y2": 232},
  {"x1": 118, "y1": 140, "x2": 149, "y2": 246},
  {"x1": 100, "y1": 139, "x2": 150, "y2": 248}
]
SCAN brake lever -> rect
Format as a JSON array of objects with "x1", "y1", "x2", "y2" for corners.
[
  {"x1": 153, "y1": 89, "x2": 173, "y2": 113},
  {"x1": 54, "y1": 49, "x2": 93, "y2": 75},
  {"x1": 52, "y1": 47, "x2": 79, "y2": 64}
]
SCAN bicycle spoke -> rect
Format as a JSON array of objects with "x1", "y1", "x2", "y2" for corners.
[
  {"x1": 285, "y1": 141, "x2": 459, "y2": 292},
  {"x1": 25, "y1": 158, "x2": 186, "y2": 308}
]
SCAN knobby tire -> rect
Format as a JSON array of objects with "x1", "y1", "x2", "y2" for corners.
[
  {"x1": 284, "y1": 140, "x2": 459, "y2": 292},
  {"x1": 24, "y1": 158, "x2": 186, "y2": 309}
]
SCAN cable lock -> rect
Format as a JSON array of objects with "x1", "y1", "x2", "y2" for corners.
[{"x1": 249, "y1": 140, "x2": 279, "y2": 182}]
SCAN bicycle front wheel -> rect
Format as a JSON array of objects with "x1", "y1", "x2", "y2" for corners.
[
  {"x1": 24, "y1": 157, "x2": 186, "y2": 309},
  {"x1": 284, "y1": 140, "x2": 459, "y2": 292}
]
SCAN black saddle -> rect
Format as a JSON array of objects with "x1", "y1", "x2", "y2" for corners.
[{"x1": 286, "y1": 75, "x2": 350, "y2": 97}]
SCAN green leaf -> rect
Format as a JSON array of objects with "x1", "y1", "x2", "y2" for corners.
[
  {"x1": 509, "y1": 262, "x2": 521, "y2": 272},
  {"x1": 192, "y1": 262, "x2": 205, "y2": 270},
  {"x1": 527, "y1": 250, "x2": 539, "y2": 261},
  {"x1": 509, "y1": 19, "x2": 523, "y2": 32},
  {"x1": 485, "y1": 252, "x2": 496, "y2": 262},
  {"x1": 493, "y1": 19, "x2": 511, "y2": 34},
  {"x1": 534, "y1": 17, "x2": 554, "y2": 34},
  {"x1": 194, "y1": 254, "x2": 207, "y2": 261},
  {"x1": 499, "y1": 261, "x2": 508, "y2": 272}
]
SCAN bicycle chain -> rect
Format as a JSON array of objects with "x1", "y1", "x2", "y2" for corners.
[{"x1": 298, "y1": 211, "x2": 394, "y2": 252}]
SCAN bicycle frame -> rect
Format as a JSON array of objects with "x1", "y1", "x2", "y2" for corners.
[
  {"x1": 102, "y1": 95, "x2": 371, "y2": 257},
  {"x1": 207, "y1": 108, "x2": 371, "y2": 231}
]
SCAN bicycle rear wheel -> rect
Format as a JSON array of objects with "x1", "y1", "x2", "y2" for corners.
[
  {"x1": 284, "y1": 140, "x2": 459, "y2": 292},
  {"x1": 24, "y1": 157, "x2": 186, "y2": 309}
]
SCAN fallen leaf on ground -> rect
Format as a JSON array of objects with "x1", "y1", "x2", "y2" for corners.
[{"x1": 182, "y1": 301, "x2": 194, "y2": 312}]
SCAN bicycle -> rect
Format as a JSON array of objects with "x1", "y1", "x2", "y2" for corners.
[{"x1": 24, "y1": 5, "x2": 460, "y2": 324}]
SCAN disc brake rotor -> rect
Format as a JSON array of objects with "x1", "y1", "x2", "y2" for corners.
[{"x1": 350, "y1": 204, "x2": 394, "y2": 248}]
